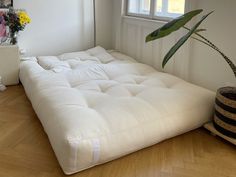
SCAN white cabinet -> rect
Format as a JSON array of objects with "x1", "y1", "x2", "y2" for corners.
[{"x1": 0, "y1": 45, "x2": 20, "y2": 86}]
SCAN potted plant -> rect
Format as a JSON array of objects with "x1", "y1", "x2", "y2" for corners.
[{"x1": 146, "y1": 9, "x2": 236, "y2": 139}]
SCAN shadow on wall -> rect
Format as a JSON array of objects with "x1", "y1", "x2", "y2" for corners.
[{"x1": 13, "y1": 0, "x2": 95, "y2": 56}]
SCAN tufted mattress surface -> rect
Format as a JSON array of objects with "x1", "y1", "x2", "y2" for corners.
[{"x1": 20, "y1": 46, "x2": 215, "y2": 174}]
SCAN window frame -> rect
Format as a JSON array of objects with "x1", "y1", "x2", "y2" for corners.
[
  {"x1": 126, "y1": 0, "x2": 188, "y2": 21},
  {"x1": 126, "y1": 0, "x2": 153, "y2": 19}
]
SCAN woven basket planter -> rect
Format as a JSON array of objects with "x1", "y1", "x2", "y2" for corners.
[{"x1": 213, "y1": 87, "x2": 236, "y2": 139}]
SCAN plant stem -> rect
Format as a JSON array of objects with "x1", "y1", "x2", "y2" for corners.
[{"x1": 184, "y1": 26, "x2": 236, "y2": 78}]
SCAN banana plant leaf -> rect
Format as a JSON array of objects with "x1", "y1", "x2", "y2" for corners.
[
  {"x1": 183, "y1": 26, "x2": 206, "y2": 33},
  {"x1": 145, "y1": 9, "x2": 203, "y2": 43},
  {"x1": 162, "y1": 11, "x2": 214, "y2": 68},
  {"x1": 194, "y1": 29, "x2": 206, "y2": 33}
]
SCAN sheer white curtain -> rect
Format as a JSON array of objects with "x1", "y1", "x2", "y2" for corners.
[{"x1": 112, "y1": 0, "x2": 194, "y2": 81}]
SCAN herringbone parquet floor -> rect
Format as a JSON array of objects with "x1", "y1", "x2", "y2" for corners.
[{"x1": 0, "y1": 85, "x2": 235, "y2": 177}]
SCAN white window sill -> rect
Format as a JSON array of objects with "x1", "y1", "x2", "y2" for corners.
[{"x1": 122, "y1": 15, "x2": 170, "y2": 25}]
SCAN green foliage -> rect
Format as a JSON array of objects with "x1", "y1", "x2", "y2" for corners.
[
  {"x1": 145, "y1": 9, "x2": 203, "y2": 42},
  {"x1": 145, "y1": 10, "x2": 236, "y2": 78},
  {"x1": 162, "y1": 11, "x2": 213, "y2": 68},
  {"x1": 194, "y1": 29, "x2": 206, "y2": 33}
]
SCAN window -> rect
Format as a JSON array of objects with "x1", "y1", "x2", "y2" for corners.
[
  {"x1": 127, "y1": 0, "x2": 186, "y2": 20},
  {"x1": 128, "y1": 0, "x2": 151, "y2": 16}
]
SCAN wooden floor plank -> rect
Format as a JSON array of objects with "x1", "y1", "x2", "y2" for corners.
[{"x1": 0, "y1": 85, "x2": 235, "y2": 177}]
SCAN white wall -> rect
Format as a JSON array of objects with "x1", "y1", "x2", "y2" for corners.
[
  {"x1": 95, "y1": 0, "x2": 113, "y2": 49},
  {"x1": 112, "y1": 0, "x2": 236, "y2": 91},
  {"x1": 14, "y1": 0, "x2": 94, "y2": 56},
  {"x1": 189, "y1": 0, "x2": 236, "y2": 90},
  {"x1": 112, "y1": 0, "x2": 125, "y2": 50}
]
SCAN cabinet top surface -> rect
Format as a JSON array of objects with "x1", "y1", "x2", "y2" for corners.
[{"x1": 0, "y1": 45, "x2": 18, "y2": 49}]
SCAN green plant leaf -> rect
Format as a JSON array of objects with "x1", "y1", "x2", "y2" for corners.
[
  {"x1": 184, "y1": 26, "x2": 206, "y2": 33},
  {"x1": 145, "y1": 9, "x2": 203, "y2": 43},
  {"x1": 194, "y1": 29, "x2": 206, "y2": 33},
  {"x1": 162, "y1": 11, "x2": 214, "y2": 68}
]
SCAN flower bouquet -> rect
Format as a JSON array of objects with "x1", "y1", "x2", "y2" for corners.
[{"x1": 0, "y1": 8, "x2": 30, "y2": 45}]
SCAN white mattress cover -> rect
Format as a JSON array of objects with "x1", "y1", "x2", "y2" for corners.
[{"x1": 20, "y1": 46, "x2": 215, "y2": 174}]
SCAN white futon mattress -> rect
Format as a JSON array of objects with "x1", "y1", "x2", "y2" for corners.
[{"x1": 20, "y1": 46, "x2": 215, "y2": 174}]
